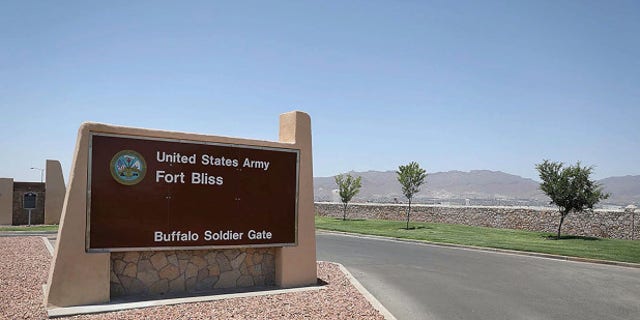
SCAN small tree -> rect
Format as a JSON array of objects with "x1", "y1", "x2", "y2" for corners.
[
  {"x1": 334, "y1": 173, "x2": 362, "y2": 221},
  {"x1": 397, "y1": 162, "x2": 427, "y2": 229},
  {"x1": 536, "y1": 160, "x2": 609, "y2": 240}
]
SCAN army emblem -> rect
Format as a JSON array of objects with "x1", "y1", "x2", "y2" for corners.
[{"x1": 110, "y1": 150, "x2": 146, "y2": 185}]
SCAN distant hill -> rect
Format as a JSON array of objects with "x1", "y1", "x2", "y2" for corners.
[
  {"x1": 598, "y1": 175, "x2": 640, "y2": 206},
  {"x1": 315, "y1": 170, "x2": 640, "y2": 206}
]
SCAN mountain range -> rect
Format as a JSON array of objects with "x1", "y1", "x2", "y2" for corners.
[{"x1": 314, "y1": 170, "x2": 640, "y2": 207}]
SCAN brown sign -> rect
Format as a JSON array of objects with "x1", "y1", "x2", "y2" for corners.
[{"x1": 86, "y1": 133, "x2": 299, "y2": 252}]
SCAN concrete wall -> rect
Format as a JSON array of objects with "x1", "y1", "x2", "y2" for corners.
[
  {"x1": 45, "y1": 160, "x2": 66, "y2": 225},
  {"x1": 315, "y1": 202, "x2": 640, "y2": 240},
  {"x1": 111, "y1": 248, "x2": 275, "y2": 298},
  {"x1": 0, "y1": 178, "x2": 13, "y2": 225},
  {"x1": 12, "y1": 182, "x2": 45, "y2": 225}
]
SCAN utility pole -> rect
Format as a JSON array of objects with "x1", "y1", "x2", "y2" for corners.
[{"x1": 30, "y1": 167, "x2": 44, "y2": 183}]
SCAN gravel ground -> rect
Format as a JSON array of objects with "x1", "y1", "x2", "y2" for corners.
[{"x1": 0, "y1": 237, "x2": 384, "y2": 319}]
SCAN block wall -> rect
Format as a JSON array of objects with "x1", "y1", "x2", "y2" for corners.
[
  {"x1": 12, "y1": 182, "x2": 45, "y2": 225},
  {"x1": 316, "y1": 202, "x2": 640, "y2": 240}
]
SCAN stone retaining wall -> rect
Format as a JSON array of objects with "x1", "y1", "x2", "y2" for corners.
[
  {"x1": 110, "y1": 248, "x2": 275, "y2": 298},
  {"x1": 315, "y1": 202, "x2": 640, "y2": 240}
]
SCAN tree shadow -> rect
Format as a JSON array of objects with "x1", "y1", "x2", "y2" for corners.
[
  {"x1": 544, "y1": 235, "x2": 600, "y2": 241},
  {"x1": 399, "y1": 226, "x2": 429, "y2": 230}
]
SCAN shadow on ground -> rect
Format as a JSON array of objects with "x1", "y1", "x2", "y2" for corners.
[
  {"x1": 544, "y1": 235, "x2": 600, "y2": 241},
  {"x1": 399, "y1": 226, "x2": 430, "y2": 230}
]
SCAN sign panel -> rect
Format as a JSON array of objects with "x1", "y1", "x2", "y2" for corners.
[
  {"x1": 87, "y1": 133, "x2": 299, "y2": 252},
  {"x1": 23, "y1": 192, "x2": 37, "y2": 209}
]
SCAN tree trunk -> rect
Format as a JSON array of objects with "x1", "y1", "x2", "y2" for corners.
[
  {"x1": 343, "y1": 203, "x2": 348, "y2": 221},
  {"x1": 556, "y1": 212, "x2": 566, "y2": 240},
  {"x1": 406, "y1": 198, "x2": 412, "y2": 229}
]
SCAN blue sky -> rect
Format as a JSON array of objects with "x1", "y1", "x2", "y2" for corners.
[{"x1": 1, "y1": 0, "x2": 639, "y2": 182}]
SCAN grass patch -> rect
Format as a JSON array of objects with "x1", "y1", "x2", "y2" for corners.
[
  {"x1": 316, "y1": 216, "x2": 640, "y2": 264},
  {"x1": 0, "y1": 225, "x2": 59, "y2": 232}
]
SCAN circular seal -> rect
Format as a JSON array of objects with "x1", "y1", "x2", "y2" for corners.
[{"x1": 110, "y1": 150, "x2": 147, "y2": 185}]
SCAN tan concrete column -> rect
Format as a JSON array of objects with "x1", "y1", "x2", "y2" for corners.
[
  {"x1": 0, "y1": 178, "x2": 13, "y2": 225},
  {"x1": 45, "y1": 125, "x2": 110, "y2": 308},
  {"x1": 45, "y1": 160, "x2": 66, "y2": 225},
  {"x1": 275, "y1": 111, "x2": 318, "y2": 287}
]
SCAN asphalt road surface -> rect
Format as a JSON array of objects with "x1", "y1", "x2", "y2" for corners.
[{"x1": 316, "y1": 232, "x2": 640, "y2": 320}]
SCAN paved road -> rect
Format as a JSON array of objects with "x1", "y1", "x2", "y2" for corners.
[{"x1": 316, "y1": 232, "x2": 640, "y2": 320}]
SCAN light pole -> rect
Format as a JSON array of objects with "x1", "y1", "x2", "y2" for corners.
[{"x1": 30, "y1": 167, "x2": 44, "y2": 183}]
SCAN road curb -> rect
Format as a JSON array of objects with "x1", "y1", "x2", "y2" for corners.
[
  {"x1": 320, "y1": 261, "x2": 397, "y2": 320},
  {"x1": 42, "y1": 236, "x2": 55, "y2": 256},
  {"x1": 0, "y1": 230, "x2": 58, "y2": 237},
  {"x1": 317, "y1": 229, "x2": 640, "y2": 269}
]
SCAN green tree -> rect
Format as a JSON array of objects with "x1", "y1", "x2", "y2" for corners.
[
  {"x1": 397, "y1": 162, "x2": 427, "y2": 229},
  {"x1": 334, "y1": 173, "x2": 362, "y2": 221},
  {"x1": 536, "y1": 160, "x2": 610, "y2": 240}
]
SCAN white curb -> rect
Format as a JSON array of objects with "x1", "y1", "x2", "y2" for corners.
[{"x1": 321, "y1": 261, "x2": 397, "y2": 320}]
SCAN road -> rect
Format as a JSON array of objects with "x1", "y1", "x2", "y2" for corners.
[{"x1": 316, "y1": 232, "x2": 640, "y2": 320}]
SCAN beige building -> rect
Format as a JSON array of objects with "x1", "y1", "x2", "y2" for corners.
[{"x1": 0, "y1": 160, "x2": 66, "y2": 225}]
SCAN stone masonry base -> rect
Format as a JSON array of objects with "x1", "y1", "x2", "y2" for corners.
[{"x1": 110, "y1": 248, "x2": 275, "y2": 299}]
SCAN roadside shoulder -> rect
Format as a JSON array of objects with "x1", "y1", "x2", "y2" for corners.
[{"x1": 316, "y1": 229, "x2": 640, "y2": 269}]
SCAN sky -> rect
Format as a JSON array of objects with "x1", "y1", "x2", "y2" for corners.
[{"x1": 1, "y1": 0, "x2": 639, "y2": 183}]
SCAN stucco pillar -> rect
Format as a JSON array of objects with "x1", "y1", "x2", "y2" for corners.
[
  {"x1": 45, "y1": 160, "x2": 66, "y2": 225},
  {"x1": 45, "y1": 125, "x2": 110, "y2": 308},
  {"x1": 275, "y1": 111, "x2": 318, "y2": 287},
  {"x1": 0, "y1": 178, "x2": 13, "y2": 225}
]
